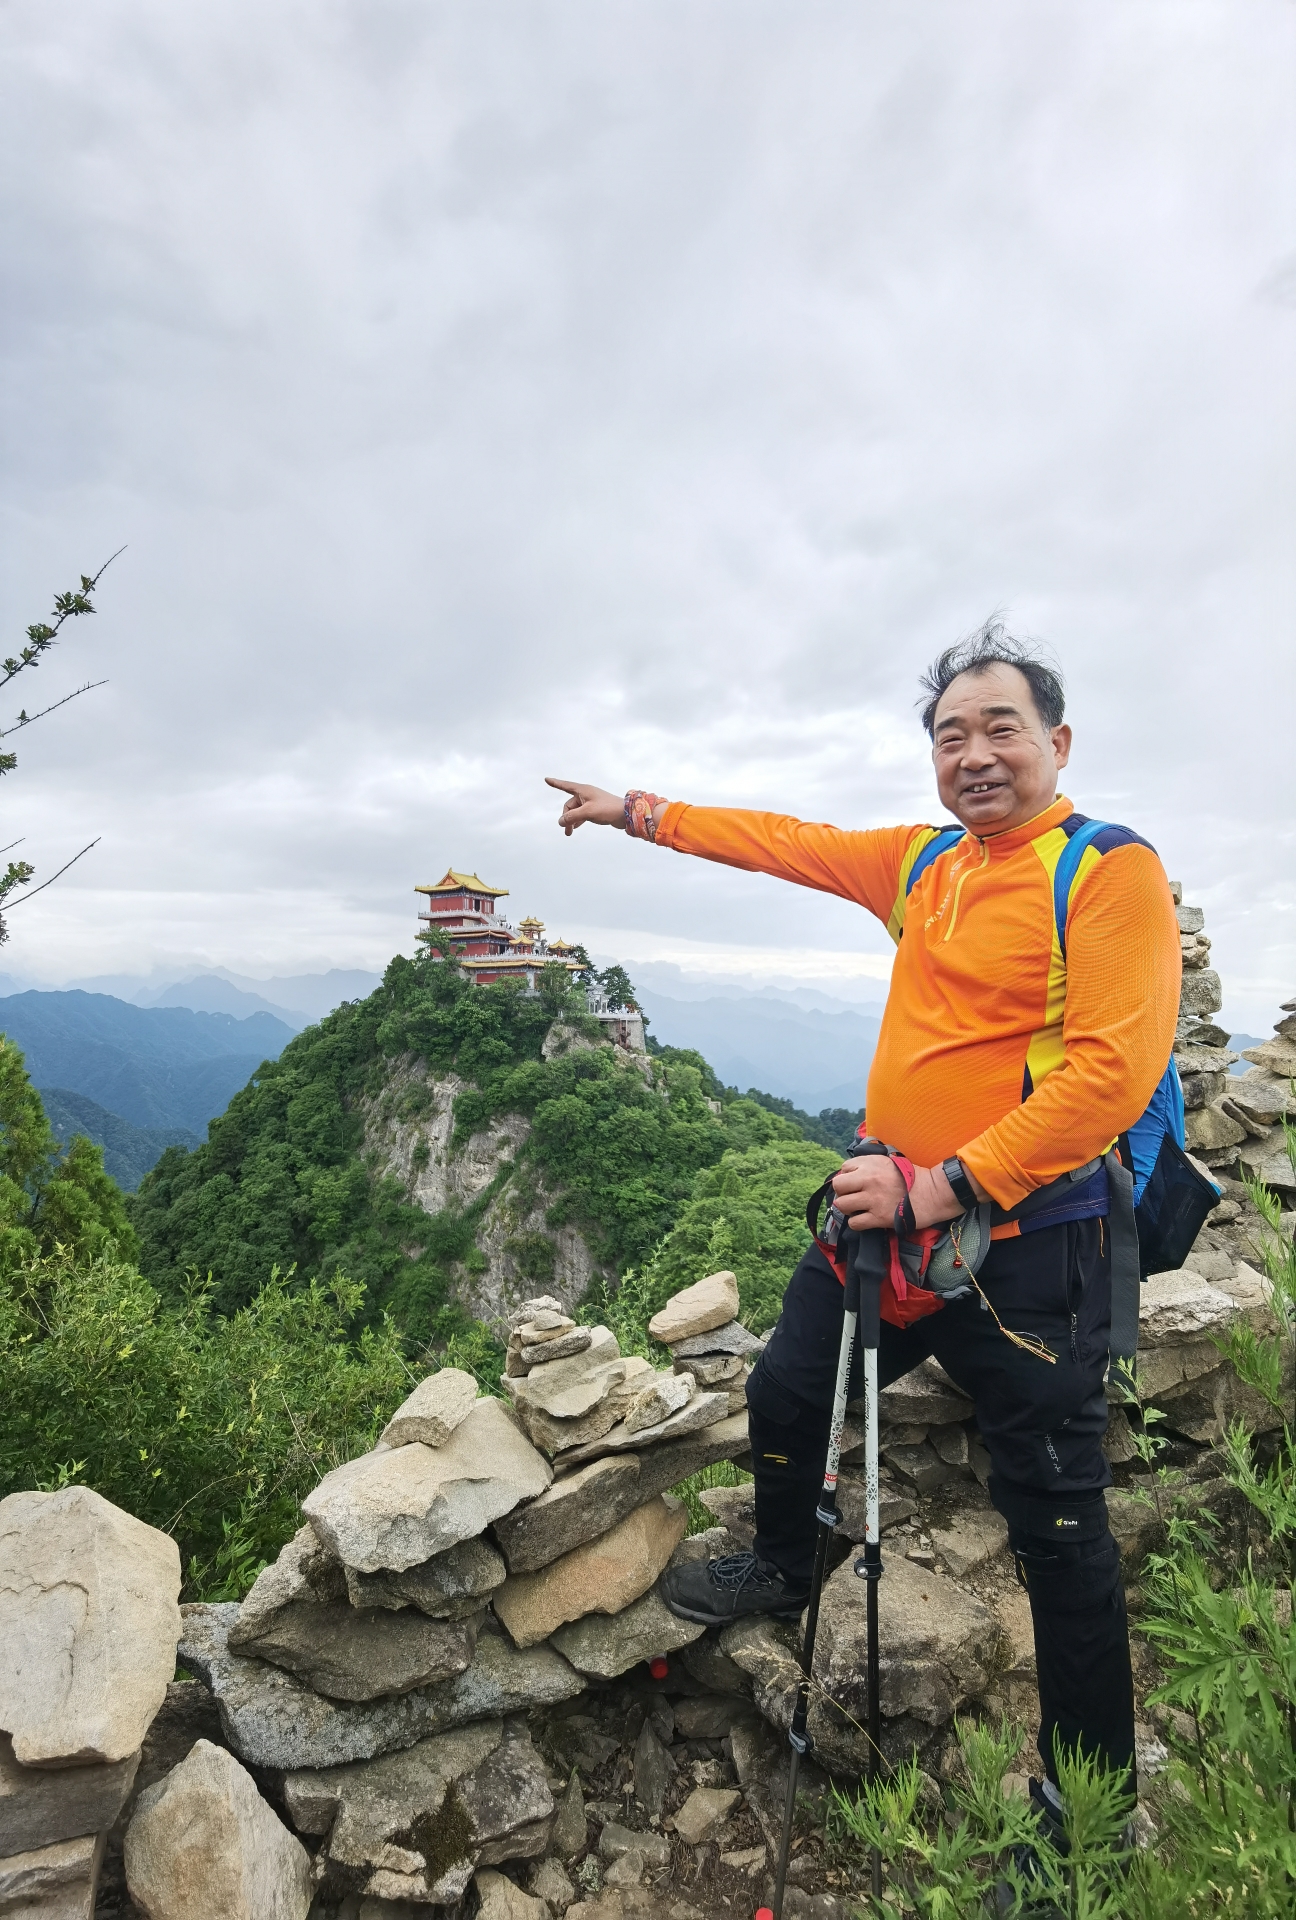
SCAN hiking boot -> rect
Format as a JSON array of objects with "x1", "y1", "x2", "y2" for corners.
[
  {"x1": 660, "y1": 1550, "x2": 811, "y2": 1626},
  {"x1": 991, "y1": 1779, "x2": 1067, "y2": 1919}
]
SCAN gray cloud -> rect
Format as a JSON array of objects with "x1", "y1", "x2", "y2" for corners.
[{"x1": 1, "y1": 0, "x2": 1291, "y2": 1023}]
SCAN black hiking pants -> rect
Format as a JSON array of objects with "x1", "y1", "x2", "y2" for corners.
[{"x1": 745, "y1": 1220, "x2": 1136, "y2": 1794}]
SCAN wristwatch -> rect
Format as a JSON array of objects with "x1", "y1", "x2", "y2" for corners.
[{"x1": 942, "y1": 1155, "x2": 977, "y2": 1212}]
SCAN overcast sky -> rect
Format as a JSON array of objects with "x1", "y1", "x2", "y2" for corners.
[{"x1": 1, "y1": 1, "x2": 1292, "y2": 1027}]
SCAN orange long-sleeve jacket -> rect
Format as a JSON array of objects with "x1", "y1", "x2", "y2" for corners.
[{"x1": 655, "y1": 793, "x2": 1181, "y2": 1210}]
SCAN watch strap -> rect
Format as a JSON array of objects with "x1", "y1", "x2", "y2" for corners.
[{"x1": 942, "y1": 1155, "x2": 977, "y2": 1212}]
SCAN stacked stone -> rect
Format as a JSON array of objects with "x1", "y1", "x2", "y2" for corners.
[
  {"x1": 0, "y1": 1486, "x2": 186, "y2": 1920},
  {"x1": 648, "y1": 1272, "x2": 763, "y2": 1419},
  {"x1": 158, "y1": 1283, "x2": 752, "y2": 1915},
  {"x1": 503, "y1": 1278, "x2": 742, "y2": 1467},
  {"x1": 1172, "y1": 878, "x2": 1294, "y2": 1201}
]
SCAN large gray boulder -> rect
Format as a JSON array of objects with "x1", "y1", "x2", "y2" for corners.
[
  {"x1": 722, "y1": 1554, "x2": 1006, "y2": 1774},
  {"x1": 0, "y1": 1733, "x2": 139, "y2": 1855},
  {"x1": 228, "y1": 1597, "x2": 477, "y2": 1702},
  {"x1": 303, "y1": 1399, "x2": 552, "y2": 1573},
  {"x1": 284, "y1": 1718, "x2": 502, "y2": 1902},
  {"x1": 0, "y1": 1486, "x2": 181, "y2": 1766},
  {"x1": 178, "y1": 1605, "x2": 583, "y2": 1771},
  {"x1": 492, "y1": 1455, "x2": 643, "y2": 1574},
  {"x1": 124, "y1": 1739, "x2": 311, "y2": 1920}
]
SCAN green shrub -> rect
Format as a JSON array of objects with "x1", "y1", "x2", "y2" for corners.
[
  {"x1": 0, "y1": 1037, "x2": 138, "y2": 1271},
  {"x1": 0, "y1": 1244, "x2": 412, "y2": 1594}
]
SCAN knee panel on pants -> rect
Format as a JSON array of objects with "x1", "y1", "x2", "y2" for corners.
[{"x1": 1012, "y1": 1528, "x2": 1121, "y2": 1615}]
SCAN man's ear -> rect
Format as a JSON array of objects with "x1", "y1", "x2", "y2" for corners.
[{"x1": 1051, "y1": 723, "x2": 1072, "y2": 769}]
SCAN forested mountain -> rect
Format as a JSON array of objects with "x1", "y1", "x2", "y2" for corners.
[
  {"x1": 0, "y1": 990, "x2": 295, "y2": 1135},
  {"x1": 40, "y1": 1087, "x2": 199, "y2": 1192},
  {"x1": 128, "y1": 952, "x2": 839, "y2": 1349}
]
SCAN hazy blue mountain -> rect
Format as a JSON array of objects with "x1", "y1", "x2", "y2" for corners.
[
  {"x1": 0, "y1": 990, "x2": 295, "y2": 1136},
  {"x1": 1229, "y1": 1033, "x2": 1265, "y2": 1074},
  {"x1": 150, "y1": 975, "x2": 309, "y2": 1027},
  {"x1": 40, "y1": 1087, "x2": 200, "y2": 1192},
  {"x1": 66, "y1": 966, "x2": 383, "y2": 1025},
  {"x1": 636, "y1": 985, "x2": 881, "y2": 1113}
]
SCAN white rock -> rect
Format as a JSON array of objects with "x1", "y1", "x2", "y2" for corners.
[
  {"x1": 0, "y1": 1486, "x2": 181, "y2": 1766},
  {"x1": 1138, "y1": 1272, "x2": 1238, "y2": 1345},
  {"x1": 303, "y1": 1399, "x2": 552, "y2": 1573},
  {"x1": 648, "y1": 1272, "x2": 740, "y2": 1345},
  {"x1": 379, "y1": 1369, "x2": 480, "y2": 1449},
  {"x1": 508, "y1": 1297, "x2": 566, "y2": 1330},
  {"x1": 623, "y1": 1372, "x2": 694, "y2": 1435},
  {"x1": 124, "y1": 1739, "x2": 311, "y2": 1920}
]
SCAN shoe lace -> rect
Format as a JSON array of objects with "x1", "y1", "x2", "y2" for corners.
[{"x1": 707, "y1": 1552, "x2": 775, "y2": 1593}]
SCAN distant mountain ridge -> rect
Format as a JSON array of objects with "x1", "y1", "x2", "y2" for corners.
[
  {"x1": 634, "y1": 985, "x2": 881, "y2": 1114},
  {"x1": 0, "y1": 990, "x2": 296, "y2": 1137},
  {"x1": 40, "y1": 1088, "x2": 200, "y2": 1193}
]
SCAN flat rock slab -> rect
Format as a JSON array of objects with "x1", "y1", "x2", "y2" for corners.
[
  {"x1": 623, "y1": 1373, "x2": 694, "y2": 1434},
  {"x1": 303, "y1": 1399, "x2": 552, "y2": 1573},
  {"x1": 0, "y1": 1832, "x2": 104, "y2": 1918},
  {"x1": 345, "y1": 1534, "x2": 506, "y2": 1618},
  {"x1": 648, "y1": 1272, "x2": 740, "y2": 1346},
  {"x1": 555, "y1": 1392, "x2": 728, "y2": 1468},
  {"x1": 668, "y1": 1320, "x2": 761, "y2": 1360},
  {"x1": 633, "y1": 1411, "x2": 752, "y2": 1503},
  {"x1": 179, "y1": 1606, "x2": 583, "y2": 1771},
  {"x1": 0, "y1": 1734, "x2": 139, "y2": 1856},
  {"x1": 230, "y1": 1526, "x2": 346, "y2": 1646},
  {"x1": 493, "y1": 1456, "x2": 643, "y2": 1575},
  {"x1": 677, "y1": 1352, "x2": 744, "y2": 1386},
  {"x1": 495, "y1": 1497, "x2": 688, "y2": 1649},
  {"x1": 672, "y1": 1785, "x2": 740, "y2": 1845},
  {"x1": 380, "y1": 1368, "x2": 480, "y2": 1448},
  {"x1": 519, "y1": 1329, "x2": 594, "y2": 1368},
  {"x1": 0, "y1": 1485, "x2": 181, "y2": 1766},
  {"x1": 124, "y1": 1739, "x2": 311, "y2": 1920},
  {"x1": 1224, "y1": 1074, "x2": 1292, "y2": 1128},
  {"x1": 549, "y1": 1585, "x2": 706, "y2": 1679},
  {"x1": 228, "y1": 1599, "x2": 477, "y2": 1702},
  {"x1": 929, "y1": 1507, "x2": 1009, "y2": 1579}
]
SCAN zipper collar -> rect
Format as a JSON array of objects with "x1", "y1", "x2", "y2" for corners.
[{"x1": 960, "y1": 794, "x2": 1073, "y2": 858}]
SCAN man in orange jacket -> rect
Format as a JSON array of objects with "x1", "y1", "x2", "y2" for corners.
[{"x1": 548, "y1": 626, "x2": 1179, "y2": 1823}]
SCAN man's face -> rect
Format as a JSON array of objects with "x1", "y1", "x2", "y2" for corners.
[{"x1": 931, "y1": 662, "x2": 1072, "y2": 835}]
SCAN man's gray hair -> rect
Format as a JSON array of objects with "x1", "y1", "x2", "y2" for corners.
[{"x1": 918, "y1": 620, "x2": 1066, "y2": 738}]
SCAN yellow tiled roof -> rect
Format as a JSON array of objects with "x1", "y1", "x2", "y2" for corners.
[{"x1": 415, "y1": 869, "x2": 509, "y2": 898}]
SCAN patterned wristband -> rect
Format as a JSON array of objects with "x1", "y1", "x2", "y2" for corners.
[{"x1": 624, "y1": 791, "x2": 665, "y2": 842}]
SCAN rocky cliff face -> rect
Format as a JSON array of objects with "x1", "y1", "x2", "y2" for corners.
[{"x1": 360, "y1": 1037, "x2": 614, "y2": 1330}]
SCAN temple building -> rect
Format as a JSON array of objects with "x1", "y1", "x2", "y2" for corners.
[
  {"x1": 414, "y1": 870, "x2": 584, "y2": 990},
  {"x1": 414, "y1": 868, "x2": 646, "y2": 1052}
]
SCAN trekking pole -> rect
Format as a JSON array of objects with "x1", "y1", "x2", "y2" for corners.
[
  {"x1": 770, "y1": 1228, "x2": 886, "y2": 1920},
  {"x1": 850, "y1": 1223, "x2": 888, "y2": 1901}
]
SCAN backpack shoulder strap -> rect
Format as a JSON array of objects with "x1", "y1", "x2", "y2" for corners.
[{"x1": 1052, "y1": 816, "x2": 1108, "y2": 959}]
